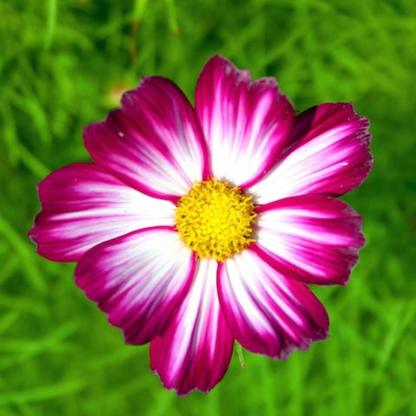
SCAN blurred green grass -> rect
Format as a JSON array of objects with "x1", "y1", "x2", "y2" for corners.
[{"x1": 1, "y1": 0, "x2": 415, "y2": 415}]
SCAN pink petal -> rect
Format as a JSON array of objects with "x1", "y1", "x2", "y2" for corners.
[
  {"x1": 254, "y1": 195, "x2": 365, "y2": 285},
  {"x1": 150, "y1": 259, "x2": 234, "y2": 395},
  {"x1": 75, "y1": 227, "x2": 195, "y2": 345},
  {"x1": 195, "y1": 55, "x2": 295, "y2": 187},
  {"x1": 251, "y1": 103, "x2": 373, "y2": 203},
  {"x1": 218, "y1": 250, "x2": 329, "y2": 359},
  {"x1": 28, "y1": 163, "x2": 175, "y2": 262},
  {"x1": 84, "y1": 76, "x2": 209, "y2": 201}
]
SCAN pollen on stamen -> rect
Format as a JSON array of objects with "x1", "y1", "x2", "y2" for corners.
[{"x1": 174, "y1": 178, "x2": 257, "y2": 262}]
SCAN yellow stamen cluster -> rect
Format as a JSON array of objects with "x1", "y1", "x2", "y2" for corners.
[{"x1": 175, "y1": 178, "x2": 257, "y2": 262}]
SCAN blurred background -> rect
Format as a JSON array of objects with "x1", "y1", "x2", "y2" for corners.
[{"x1": 0, "y1": 0, "x2": 415, "y2": 415}]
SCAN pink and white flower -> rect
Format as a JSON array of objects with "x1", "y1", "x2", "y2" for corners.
[{"x1": 29, "y1": 55, "x2": 373, "y2": 395}]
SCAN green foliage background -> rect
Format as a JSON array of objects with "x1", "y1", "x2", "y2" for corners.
[{"x1": 1, "y1": 0, "x2": 415, "y2": 415}]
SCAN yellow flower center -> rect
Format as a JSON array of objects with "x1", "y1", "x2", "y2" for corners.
[{"x1": 175, "y1": 178, "x2": 257, "y2": 262}]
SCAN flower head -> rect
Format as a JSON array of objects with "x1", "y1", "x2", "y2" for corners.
[{"x1": 29, "y1": 55, "x2": 373, "y2": 395}]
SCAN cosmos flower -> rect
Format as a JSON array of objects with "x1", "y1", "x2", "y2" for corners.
[{"x1": 29, "y1": 55, "x2": 373, "y2": 395}]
